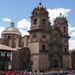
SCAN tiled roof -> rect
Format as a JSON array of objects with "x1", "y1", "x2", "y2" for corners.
[{"x1": 0, "y1": 44, "x2": 17, "y2": 51}]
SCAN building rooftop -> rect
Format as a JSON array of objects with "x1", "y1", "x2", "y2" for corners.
[{"x1": 0, "y1": 43, "x2": 17, "y2": 51}]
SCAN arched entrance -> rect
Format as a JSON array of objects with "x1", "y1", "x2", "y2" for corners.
[{"x1": 54, "y1": 59, "x2": 58, "y2": 68}]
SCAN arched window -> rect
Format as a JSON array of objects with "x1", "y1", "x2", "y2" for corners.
[
  {"x1": 5, "y1": 53, "x2": 7, "y2": 58},
  {"x1": 33, "y1": 19, "x2": 37, "y2": 25},
  {"x1": 64, "y1": 47, "x2": 67, "y2": 53},
  {"x1": 8, "y1": 36, "x2": 10, "y2": 39},
  {"x1": 42, "y1": 19, "x2": 46, "y2": 24},
  {"x1": 64, "y1": 26, "x2": 66, "y2": 32},
  {"x1": 33, "y1": 35, "x2": 36, "y2": 38},
  {"x1": 42, "y1": 12, "x2": 45, "y2": 15},
  {"x1": 42, "y1": 45, "x2": 46, "y2": 50},
  {"x1": 42, "y1": 35, "x2": 46, "y2": 39}
]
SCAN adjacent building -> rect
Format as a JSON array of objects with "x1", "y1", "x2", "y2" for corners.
[{"x1": 0, "y1": 43, "x2": 16, "y2": 70}]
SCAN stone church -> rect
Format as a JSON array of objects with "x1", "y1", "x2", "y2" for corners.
[{"x1": 0, "y1": 3, "x2": 71, "y2": 71}]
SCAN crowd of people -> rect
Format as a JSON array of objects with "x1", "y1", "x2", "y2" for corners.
[
  {"x1": 0, "y1": 69, "x2": 74, "y2": 75},
  {"x1": 0, "y1": 70, "x2": 41, "y2": 75}
]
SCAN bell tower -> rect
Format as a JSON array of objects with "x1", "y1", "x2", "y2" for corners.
[
  {"x1": 30, "y1": 3, "x2": 50, "y2": 30},
  {"x1": 54, "y1": 13, "x2": 70, "y2": 53},
  {"x1": 28, "y1": 3, "x2": 51, "y2": 70},
  {"x1": 51, "y1": 13, "x2": 71, "y2": 69}
]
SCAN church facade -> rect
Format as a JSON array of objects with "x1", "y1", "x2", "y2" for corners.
[{"x1": 0, "y1": 3, "x2": 71, "y2": 70}]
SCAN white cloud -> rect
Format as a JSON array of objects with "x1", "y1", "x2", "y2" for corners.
[
  {"x1": 17, "y1": 19, "x2": 30, "y2": 36},
  {"x1": 19, "y1": 29, "x2": 29, "y2": 36},
  {"x1": 47, "y1": 8, "x2": 71, "y2": 24},
  {"x1": 17, "y1": 19, "x2": 30, "y2": 30},
  {"x1": 68, "y1": 24, "x2": 75, "y2": 50},
  {"x1": 70, "y1": 32, "x2": 75, "y2": 38},
  {"x1": 69, "y1": 24, "x2": 75, "y2": 35},
  {"x1": 0, "y1": 27, "x2": 5, "y2": 37},
  {"x1": 2, "y1": 17, "x2": 12, "y2": 22},
  {"x1": 69, "y1": 24, "x2": 75, "y2": 38},
  {"x1": 69, "y1": 39, "x2": 75, "y2": 50}
]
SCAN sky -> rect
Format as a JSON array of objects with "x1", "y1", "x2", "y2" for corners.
[{"x1": 0, "y1": 0, "x2": 75, "y2": 50}]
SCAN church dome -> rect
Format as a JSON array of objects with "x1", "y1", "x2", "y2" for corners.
[{"x1": 2, "y1": 22, "x2": 21, "y2": 36}]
